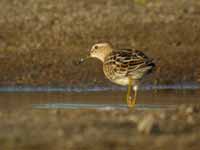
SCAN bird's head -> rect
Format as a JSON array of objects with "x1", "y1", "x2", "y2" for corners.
[
  {"x1": 77, "y1": 43, "x2": 113, "y2": 64},
  {"x1": 89, "y1": 43, "x2": 113, "y2": 62}
]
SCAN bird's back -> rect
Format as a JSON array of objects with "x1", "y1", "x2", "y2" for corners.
[{"x1": 103, "y1": 49, "x2": 155, "y2": 85}]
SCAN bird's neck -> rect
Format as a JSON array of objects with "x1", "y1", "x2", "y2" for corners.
[{"x1": 97, "y1": 47, "x2": 113, "y2": 62}]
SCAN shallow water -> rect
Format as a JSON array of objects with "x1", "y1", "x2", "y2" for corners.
[
  {"x1": 0, "y1": 86, "x2": 199, "y2": 110},
  {"x1": 0, "y1": 83, "x2": 199, "y2": 92}
]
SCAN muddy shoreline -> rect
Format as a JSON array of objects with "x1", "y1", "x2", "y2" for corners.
[
  {"x1": 1, "y1": 105, "x2": 200, "y2": 150},
  {"x1": 1, "y1": 89, "x2": 200, "y2": 149}
]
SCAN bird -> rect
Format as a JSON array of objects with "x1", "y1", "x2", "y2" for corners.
[{"x1": 78, "y1": 43, "x2": 155, "y2": 108}]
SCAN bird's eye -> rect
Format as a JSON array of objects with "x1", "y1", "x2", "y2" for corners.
[{"x1": 94, "y1": 46, "x2": 98, "y2": 49}]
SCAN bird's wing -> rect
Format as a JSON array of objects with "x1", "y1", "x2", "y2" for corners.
[{"x1": 104, "y1": 49, "x2": 154, "y2": 77}]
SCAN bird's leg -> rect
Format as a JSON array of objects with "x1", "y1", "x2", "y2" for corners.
[
  {"x1": 132, "y1": 85, "x2": 138, "y2": 106},
  {"x1": 126, "y1": 78, "x2": 135, "y2": 108}
]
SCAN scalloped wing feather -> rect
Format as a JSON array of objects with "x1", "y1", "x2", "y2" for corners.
[{"x1": 103, "y1": 49, "x2": 155, "y2": 81}]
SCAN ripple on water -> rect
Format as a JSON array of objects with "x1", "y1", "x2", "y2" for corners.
[
  {"x1": 32, "y1": 103, "x2": 176, "y2": 110},
  {"x1": 0, "y1": 83, "x2": 199, "y2": 93}
]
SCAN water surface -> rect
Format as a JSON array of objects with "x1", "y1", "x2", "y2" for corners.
[{"x1": 0, "y1": 86, "x2": 199, "y2": 110}]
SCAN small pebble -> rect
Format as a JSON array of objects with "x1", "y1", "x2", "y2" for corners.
[
  {"x1": 159, "y1": 112, "x2": 166, "y2": 120},
  {"x1": 128, "y1": 115, "x2": 139, "y2": 123},
  {"x1": 187, "y1": 115, "x2": 195, "y2": 125},
  {"x1": 185, "y1": 106, "x2": 195, "y2": 114},
  {"x1": 171, "y1": 115, "x2": 178, "y2": 121},
  {"x1": 138, "y1": 115, "x2": 159, "y2": 134}
]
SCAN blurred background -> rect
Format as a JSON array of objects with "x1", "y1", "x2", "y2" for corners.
[
  {"x1": 0, "y1": 0, "x2": 200, "y2": 86},
  {"x1": 1, "y1": 1, "x2": 200, "y2": 150}
]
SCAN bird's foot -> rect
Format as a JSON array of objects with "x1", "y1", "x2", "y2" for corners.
[{"x1": 127, "y1": 98, "x2": 136, "y2": 108}]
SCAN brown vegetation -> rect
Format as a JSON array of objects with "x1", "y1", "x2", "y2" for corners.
[{"x1": 0, "y1": 0, "x2": 200, "y2": 86}]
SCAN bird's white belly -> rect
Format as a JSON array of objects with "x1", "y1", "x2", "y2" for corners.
[{"x1": 112, "y1": 77, "x2": 129, "y2": 86}]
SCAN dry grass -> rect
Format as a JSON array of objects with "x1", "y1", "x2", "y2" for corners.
[{"x1": 0, "y1": 0, "x2": 200, "y2": 86}]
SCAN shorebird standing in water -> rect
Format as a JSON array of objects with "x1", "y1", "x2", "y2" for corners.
[{"x1": 78, "y1": 43, "x2": 155, "y2": 108}]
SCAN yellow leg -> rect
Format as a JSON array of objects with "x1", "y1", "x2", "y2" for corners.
[
  {"x1": 133, "y1": 85, "x2": 138, "y2": 106},
  {"x1": 126, "y1": 78, "x2": 135, "y2": 108}
]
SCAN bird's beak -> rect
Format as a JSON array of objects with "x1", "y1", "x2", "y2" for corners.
[{"x1": 77, "y1": 54, "x2": 90, "y2": 65}]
